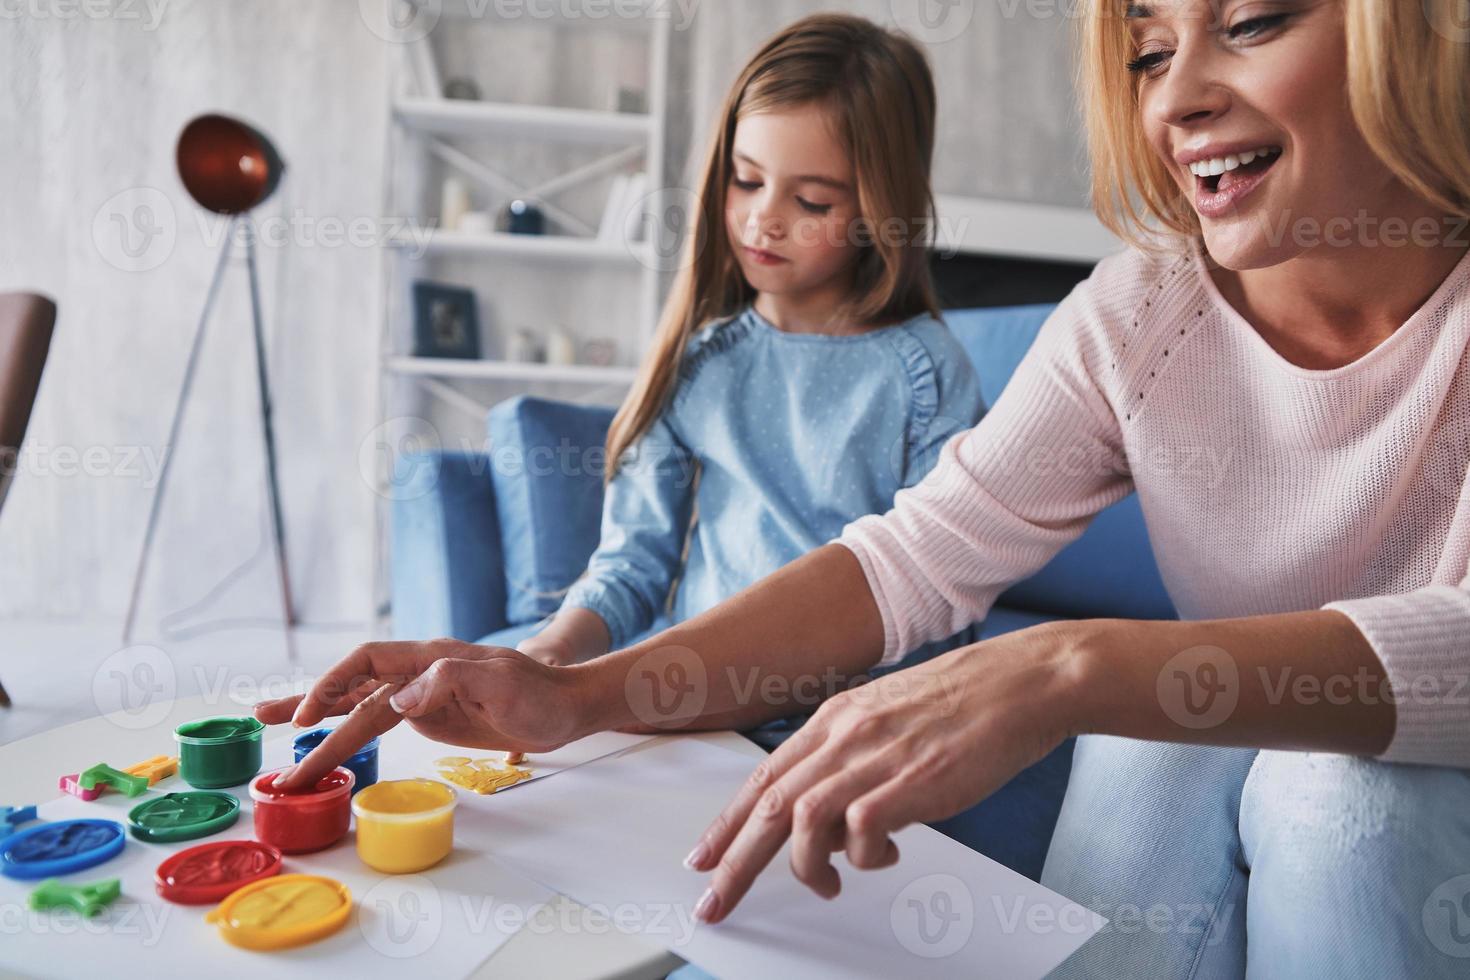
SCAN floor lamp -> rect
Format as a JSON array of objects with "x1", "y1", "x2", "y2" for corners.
[{"x1": 122, "y1": 113, "x2": 297, "y2": 662}]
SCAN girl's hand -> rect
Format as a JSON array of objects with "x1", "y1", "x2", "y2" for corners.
[
  {"x1": 682, "y1": 623, "x2": 1086, "y2": 924},
  {"x1": 254, "y1": 639, "x2": 591, "y2": 791}
]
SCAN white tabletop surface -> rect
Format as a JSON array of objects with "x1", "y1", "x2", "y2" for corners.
[{"x1": 0, "y1": 693, "x2": 767, "y2": 980}]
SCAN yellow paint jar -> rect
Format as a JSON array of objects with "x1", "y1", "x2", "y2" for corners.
[{"x1": 351, "y1": 778, "x2": 457, "y2": 874}]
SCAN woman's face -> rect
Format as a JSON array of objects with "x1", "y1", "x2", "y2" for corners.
[
  {"x1": 725, "y1": 105, "x2": 862, "y2": 298},
  {"x1": 1131, "y1": 0, "x2": 1411, "y2": 269}
]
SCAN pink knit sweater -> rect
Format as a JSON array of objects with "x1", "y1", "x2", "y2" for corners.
[{"x1": 839, "y1": 243, "x2": 1470, "y2": 767}]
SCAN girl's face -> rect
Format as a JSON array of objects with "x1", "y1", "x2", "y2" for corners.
[
  {"x1": 725, "y1": 105, "x2": 862, "y2": 298},
  {"x1": 1131, "y1": 0, "x2": 1411, "y2": 269}
]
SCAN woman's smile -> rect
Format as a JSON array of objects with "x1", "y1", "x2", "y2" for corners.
[{"x1": 1178, "y1": 142, "x2": 1284, "y2": 219}]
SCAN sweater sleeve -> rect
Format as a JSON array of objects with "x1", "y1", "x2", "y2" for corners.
[
  {"x1": 560, "y1": 413, "x2": 696, "y2": 649},
  {"x1": 838, "y1": 285, "x2": 1136, "y2": 666},
  {"x1": 1322, "y1": 569, "x2": 1470, "y2": 766}
]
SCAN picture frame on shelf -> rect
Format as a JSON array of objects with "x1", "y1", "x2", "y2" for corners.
[{"x1": 412, "y1": 280, "x2": 481, "y2": 360}]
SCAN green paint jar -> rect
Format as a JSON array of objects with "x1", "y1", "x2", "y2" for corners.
[{"x1": 174, "y1": 716, "x2": 265, "y2": 789}]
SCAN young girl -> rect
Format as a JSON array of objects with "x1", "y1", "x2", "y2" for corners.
[{"x1": 516, "y1": 13, "x2": 984, "y2": 682}]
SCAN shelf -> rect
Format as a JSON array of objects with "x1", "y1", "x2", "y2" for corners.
[
  {"x1": 387, "y1": 229, "x2": 650, "y2": 264},
  {"x1": 394, "y1": 97, "x2": 652, "y2": 145},
  {"x1": 386, "y1": 357, "x2": 638, "y2": 386}
]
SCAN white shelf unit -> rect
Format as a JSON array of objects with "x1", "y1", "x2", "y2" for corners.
[{"x1": 371, "y1": 1, "x2": 672, "y2": 625}]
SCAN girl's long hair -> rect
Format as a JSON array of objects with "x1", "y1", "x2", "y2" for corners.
[{"x1": 605, "y1": 12, "x2": 941, "y2": 477}]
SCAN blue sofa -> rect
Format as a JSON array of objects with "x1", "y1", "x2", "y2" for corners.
[{"x1": 390, "y1": 303, "x2": 1178, "y2": 881}]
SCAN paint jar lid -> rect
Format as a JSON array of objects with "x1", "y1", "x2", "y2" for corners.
[
  {"x1": 154, "y1": 839, "x2": 282, "y2": 904},
  {"x1": 1, "y1": 819, "x2": 126, "y2": 880},
  {"x1": 204, "y1": 873, "x2": 351, "y2": 950},
  {"x1": 174, "y1": 716, "x2": 265, "y2": 745},
  {"x1": 351, "y1": 778, "x2": 456, "y2": 824},
  {"x1": 128, "y1": 791, "x2": 240, "y2": 843},
  {"x1": 292, "y1": 728, "x2": 379, "y2": 764},
  {"x1": 249, "y1": 767, "x2": 354, "y2": 806}
]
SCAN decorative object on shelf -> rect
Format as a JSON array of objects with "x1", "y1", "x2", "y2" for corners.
[
  {"x1": 580, "y1": 338, "x2": 617, "y2": 367},
  {"x1": 505, "y1": 328, "x2": 544, "y2": 364},
  {"x1": 457, "y1": 210, "x2": 493, "y2": 235},
  {"x1": 504, "y1": 199, "x2": 545, "y2": 236},
  {"x1": 442, "y1": 77, "x2": 482, "y2": 101},
  {"x1": 440, "y1": 176, "x2": 470, "y2": 232},
  {"x1": 546, "y1": 329, "x2": 577, "y2": 366},
  {"x1": 412, "y1": 281, "x2": 481, "y2": 360},
  {"x1": 123, "y1": 113, "x2": 297, "y2": 662},
  {"x1": 616, "y1": 87, "x2": 647, "y2": 114}
]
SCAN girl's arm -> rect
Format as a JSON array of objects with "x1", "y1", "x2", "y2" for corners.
[
  {"x1": 519, "y1": 607, "x2": 611, "y2": 666},
  {"x1": 521, "y1": 415, "x2": 697, "y2": 666}
]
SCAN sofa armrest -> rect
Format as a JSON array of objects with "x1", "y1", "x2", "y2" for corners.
[{"x1": 390, "y1": 451, "x2": 508, "y2": 641}]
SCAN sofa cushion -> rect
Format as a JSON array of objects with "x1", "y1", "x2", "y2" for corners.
[
  {"x1": 941, "y1": 305, "x2": 1178, "y2": 621},
  {"x1": 487, "y1": 396, "x2": 614, "y2": 624}
]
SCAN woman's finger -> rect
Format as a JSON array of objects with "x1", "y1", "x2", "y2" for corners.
[
  {"x1": 843, "y1": 775, "x2": 922, "y2": 870},
  {"x1": 788, "y1": 766, "x2": 887, "y2": 899},
  {"x1": 695, "y1": 742, "x2": 868, "y2": 925},
  {"x1": 389, "y1": 657, "x2": 484, "y2": 719},
  {"x1": 686, "y1": 716, "x2": 830, "y2": 874},
  {"x1": 253, "y1": 694, "x2": 302, "y2": 725},
  {"x1": 291, "y1": 641, "x2": 447, "y2": 727},
  {"x1": 275, "y1": 682, "x2": 404, "y2": 790},
  {"x1": 256, "y1": 677, "x2": 382, "y2": 728}
]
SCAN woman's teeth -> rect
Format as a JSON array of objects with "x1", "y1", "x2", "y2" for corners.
[{"x1": 1188, "y1": 146, "x2": 1281, "y2": 178}]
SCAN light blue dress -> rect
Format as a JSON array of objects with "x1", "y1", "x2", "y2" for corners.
[{"x1": 560, "y1": 303, "x2": 986, "y2": 664}]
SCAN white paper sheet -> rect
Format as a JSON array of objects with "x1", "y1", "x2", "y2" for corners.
[{"x1": 464, "y1": 736, "x2": 1107, "y2": 979}]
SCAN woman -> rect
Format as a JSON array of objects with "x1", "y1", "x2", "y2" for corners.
[{"x1": 261, "y1": 1, "x2": 1470, "y2": 973}]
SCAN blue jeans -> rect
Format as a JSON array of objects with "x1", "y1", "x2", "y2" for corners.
[{"x1": 1041, "y1": 736, "x2": 1470, "y2": 978}]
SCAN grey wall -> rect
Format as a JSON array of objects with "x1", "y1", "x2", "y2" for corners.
[
  {"x1": 669, "y1": 1, "x2": 1089, "y2": 206},
  {"x1": 1, "y1": 0, "x2": 1086, "y2": 626},
  {"x1": 1, "y1": 0, "x2": 391, "y2": 627}
]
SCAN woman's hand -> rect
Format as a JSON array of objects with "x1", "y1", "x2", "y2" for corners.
[
  {"x1": 682, "y1": 622, "x2": 1087, "y2": 924},
  {"x1": 254, "y1": 638, "x2": 593, "y2": 790}
]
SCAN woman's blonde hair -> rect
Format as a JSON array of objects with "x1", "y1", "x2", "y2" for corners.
[
  {"x1": 1078, "y1": 0, "x2": 1470, "y2": 248},
  {"x1": 604, "y1": 12, "x2": 940, "y2": 477}
]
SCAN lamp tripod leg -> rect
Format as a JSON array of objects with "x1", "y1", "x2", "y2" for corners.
[
  {"x1": 243, "y1": 221, "x2": 298, "y2": 665},
  {"x1": 122, "y1": 218, "x2": 238, "y2": 646}
]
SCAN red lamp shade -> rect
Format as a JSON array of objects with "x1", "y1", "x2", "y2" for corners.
[{"x1": 175, "y1": 114, "x2": 286, "y2": 215}]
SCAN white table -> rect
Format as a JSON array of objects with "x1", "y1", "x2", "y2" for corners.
[{"x1": 0, "y1": 694, "x2": 768, "y2": 979}]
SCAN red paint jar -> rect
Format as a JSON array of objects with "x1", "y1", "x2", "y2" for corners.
[{"x1": 249, "y1": 767, "x2": 354, "y2": 854}]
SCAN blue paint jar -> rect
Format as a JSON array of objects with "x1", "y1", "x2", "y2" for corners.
[{"x1": 292, "y1": 729, "x2": 379, "y2": 794}]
